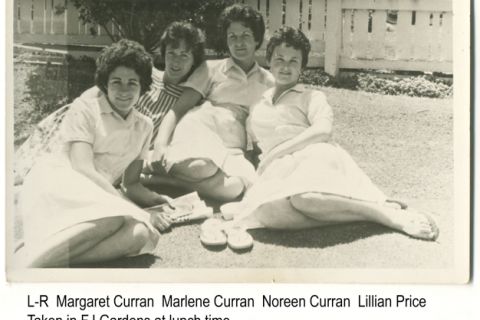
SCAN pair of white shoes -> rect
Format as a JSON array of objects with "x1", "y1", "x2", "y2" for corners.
[{"x1": 200, "y1": 218, "x2": 253, "y2": 251}]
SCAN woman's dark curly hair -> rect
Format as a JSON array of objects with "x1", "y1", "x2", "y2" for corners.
[
  {"x1": 159, "y1": 21, "x2": 206, "y2": 74},
  {"x1": 266, "y1": 26, "x2": 311, "y2": 68},
  {"x1": 95, "y1": 39, "x2": 153, "y2": 95},
  {"x1": 218, "y1": 4, "x2": 265, "y2": 51}
]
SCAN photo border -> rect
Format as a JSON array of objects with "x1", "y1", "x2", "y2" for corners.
[{"x1": 4, "y1": 0, "x2": 471, "y2": 283}]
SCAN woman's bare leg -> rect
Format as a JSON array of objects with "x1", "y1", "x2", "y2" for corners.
[
  {"x1": 289, "y1": 192, "x2": 438, "y2": 240},
  {"x1": 25, "y1": 216, "x2": 157, "y2": 267},
  {"x1": 170, "y1": 159, "x2": 219, "y2": 182},
  {"x1": 70, "y1": 218, "x2": 155, "y2": 265},
  {"x1": 164, "y1": 159, "x2": 245, "y2": 201},
  {"x1": 229, "y1": 197, "x2": 332, "y2": 230},
  {"x1": 25, "y1": 216, "x2": 124, "y2": 267}
]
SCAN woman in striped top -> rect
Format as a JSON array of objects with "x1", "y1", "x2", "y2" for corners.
[
  {"x1": 136, "y1": 68, "x2": 183, "y2": 147},
  {"x1": 137, "y1": 22, "x2": 206, "y2": 147}
]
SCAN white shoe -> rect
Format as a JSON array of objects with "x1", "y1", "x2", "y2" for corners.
[{"x1": 220, "y1": 201, "x2": 245, "y2": 220}]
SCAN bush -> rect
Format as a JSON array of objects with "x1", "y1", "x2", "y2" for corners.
[
  {"x1": 14, "y1": 56, "x2": 96, "y2": 144},
  {"x1": 28, "y1": 56, "x2": 96, "y2": 117},
  {"x1": 299, "y1": 69, "x2": 452, "y2": 98},
  {"x1": 299, "y1": 69, "x2": 335, "y2": 87},
  {"x1": 355, "y1": 73, "x2": 452, "y2": 98},
  {"x1": 70, "y1": 0, "x2": 234, "y2": 54}
]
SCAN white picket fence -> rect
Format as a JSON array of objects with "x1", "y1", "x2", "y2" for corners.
[
  {"x1": 14, "y1": 0, "x2": 120, "y2": 45},
  {"x1": 14, "y1": 0, "x2": 453, "y2": 75}
]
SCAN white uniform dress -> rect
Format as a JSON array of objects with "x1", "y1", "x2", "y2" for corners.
[
  {"x1": 235, "y1": 85, "x2": 387, "y2": 224},
  {"x1": 164, "y1": 58, "x2": 274, "y2": 186},
  {"x1": 17, "y1": 93, "x2": 160, "y2": 259}
]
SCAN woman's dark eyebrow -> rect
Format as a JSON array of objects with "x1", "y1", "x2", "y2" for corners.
[
  {"x1": 168, "y1": 49, "x2": 189, "y2": 53},
  {"x1": 109, "y1": 77, "x2": 138, "y2": 81},
  {"x1": 228, "y1": 31, "x2": 252, "y2": 35}
]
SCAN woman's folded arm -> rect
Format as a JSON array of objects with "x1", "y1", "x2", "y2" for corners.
[{"x1": 258, "y1": 124, "x2": 331, "y2": 173}]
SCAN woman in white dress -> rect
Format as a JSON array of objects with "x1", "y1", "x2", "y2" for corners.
[
  {"x1": 16, "y1": 40, "x2": 173, "y2": 267},
  {"x1": 201, "y1": 27, "x2": 439, "y2": 250}
]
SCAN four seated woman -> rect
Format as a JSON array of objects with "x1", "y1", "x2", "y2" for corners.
[{"x1": 14, "y1": 4, "x2": 440, "y2": 265}]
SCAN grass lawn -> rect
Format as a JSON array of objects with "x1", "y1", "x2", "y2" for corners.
[{"x1": 68, "y1": 87, "x2": 453, "y2": 269}]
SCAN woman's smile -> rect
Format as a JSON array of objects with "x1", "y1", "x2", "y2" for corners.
[
  {"x1": 226, "y1": 21, "x2": 258, "y2": 70},
  {"x1": 168, "y1": 65, "x2": 184, "y2": 74},
  {"x1": 270, "y1": 43, "x2": 303, "y2": 89},
  {"x1": 116, "y1": 95, "x2": 133, "y2": 100},
  {"x1": 164, "y1": 39, "x2": 194, "y2": 84},
  {"x1": 106, "y1": 66, "x2": 141, "y2": 117}
]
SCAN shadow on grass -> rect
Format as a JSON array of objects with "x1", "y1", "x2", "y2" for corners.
[
  {"x1": 71, "y1": 254, "x2": 159, "y2": 269},
  {"x1": 73, "y1": 223, "x2": 393, "y2": 268},
  {"x1": 249, "y1": 222, "x2": 393, "y2": 249}
]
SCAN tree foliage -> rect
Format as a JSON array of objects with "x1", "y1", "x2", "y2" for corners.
[{"x1": 70, "y1": 0, "x2": 234, "y2": 54}]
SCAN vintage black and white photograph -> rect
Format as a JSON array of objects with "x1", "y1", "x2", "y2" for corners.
[{"x1": 6, "y1": 0, "x2": 469, "y2": 282}]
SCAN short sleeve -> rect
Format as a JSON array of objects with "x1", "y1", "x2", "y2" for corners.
[
  {"x1": 136, "y1": 121, "x2": 154, "y2": 161},
  {"x1": 80, "y1": 86, "x2": 103, "y2": 99},
  {"x1": 305, "y1": 90, "x2": 333, "y2": 131},
  {"x1": 60, "y1": 97, "x2": 97, "y2": 144},
  {"x1": 181, "y1": 61, "x2": 212, "y2": 98}
]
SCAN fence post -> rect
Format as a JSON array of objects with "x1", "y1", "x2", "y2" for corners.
[
  {"x1": 13, "y1": 0, "x2": 18, "y2": 34},
  {"x1": 324, "y1": 0, "x2": 343, "y2": 76}
]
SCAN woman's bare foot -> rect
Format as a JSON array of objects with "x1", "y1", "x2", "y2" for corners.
[
  {"x1": 220, "y1": 201, "x2": 245, "y2": 220},
  {"x1": 385, "y1": 207, "x2": 439, "y2": 240}
]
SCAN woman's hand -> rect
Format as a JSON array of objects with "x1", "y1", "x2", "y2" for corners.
[
  {"x1": 257, "y1": 123, "x2": 332, "y2": 176},
  {"x1": 152, "y1": 143, "x2": 167, "y2": 163},
  {"x1": 148, "y1": 193, "x2": 177, "y2": 231},
  {"x1": 150, "y1": 212, "x2": 173, "y2": 232},
  {"x1": 154, "y1": 194, "x2": 175, "y2": 208},
  {"x1": 150, "y1": 144, "x2": 168, "y2": 174}
]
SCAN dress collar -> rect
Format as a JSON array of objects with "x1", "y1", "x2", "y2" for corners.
[
  {"x1": 224, "y1": 57, "x2": 260, "y2": 76},
  {"x1": 264, "y1": 84, "x2": 306, "y2": 104},
  {"x1": 98, "y1": 93, "x2": 139, "y2": 124}
]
